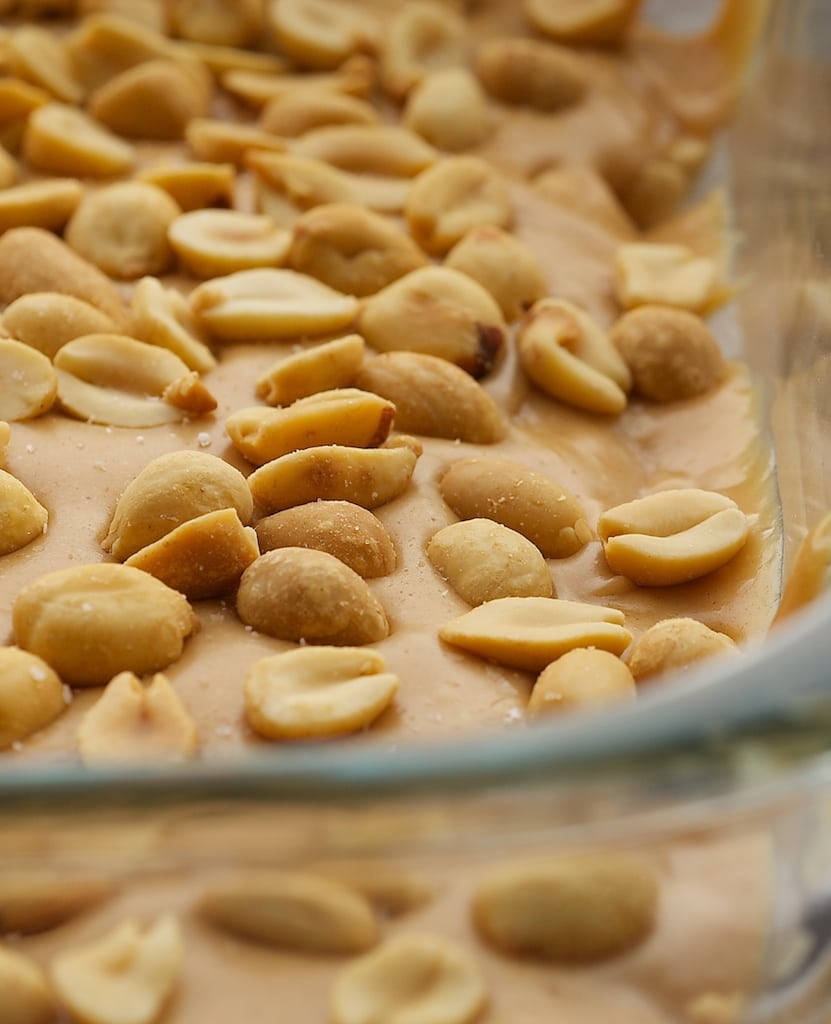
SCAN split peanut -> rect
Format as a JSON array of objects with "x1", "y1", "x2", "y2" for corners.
[
  {"x1": 136, "y1": 162, "x2": 235, "y2": 212},
  {"x1": 168, "y1": 209, "x2": 292, "y2": 278},
  {"x1": 222, "y1": 54, "x2": 374, "y2": 108},
  {"x1": 185, "y1": 117, "x2": 286, "y2": 165},
  {"x1": 380, "y1": 1, "x2": 468, "y2": 100},
  {"x1": 259, "y1": 89, "x2": 379, "y2": 138},
  {"x1": 0, "y1": 178, "x2": 83, "y2": 235},
  {"x1": 524, "y1": 0, "x2": 640, "y2": 45},
  {"x1": 293, "y1": 124, "x2": 439, "y2": 178},
  {"x1": 168, "y1": 0, "x2": 263, "y2": 48},
  {"x1": 23, "y1": 102, "x2": 135, "y2": 177},
  {"x1": 268, "y1": 0, "x2": 380, "y2": 71},
  {"x1": 0, "y1": 338, "x2": 57, "y2": 421},
  {"x1": 0, "y1": 469, "x2": 48, "y2": 555},
  {"x1": 615, "y1": 243, "x2": 720, "y2": 313},
  {"x1": 3, "y1": 292, "x2": 117, "y2": 360},
  {"x1": 404, "y1": 68, "x2": 492, "y2": 152},
  {"x1": 129, "y1": 276, "x2": 217, "y2": 374},
  {"x1": 255, "y1": 333, "x2": 364, "y2": 406},
  {"x1": 626, "y1": 617, "x2": 739, "y2": 683},
  {"x1": 476, "y1": 37, "x2": 587, "y2": 111}
]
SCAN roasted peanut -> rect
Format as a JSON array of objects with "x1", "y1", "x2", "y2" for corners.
[
  {"x1": 404, "y1": 68, "x2": 492, "y2": 152},
  {"x1": 169, "y1": 209, "x2": 292, "y2": 279},
  {"x1": 13, "y1": 563, "x2": 196, "y2": 687},
  {"x1": 0, "y1": 144, "x2": 17, "y2": 189},
  {"x1": 130, "y1": 276, "x2": 216, "y2": 374},
  {"x1": 626, "y1": 617, "x2": 738, "y2": 683},
  {"x1": 355, "y1": 351, "x2": 505, "y2": 443},
  {"x1": 0, "y1": 78, "x2": 50, "y2": 155},
  {"x1": 256, "y1": 501, "x2": 396, "y2": 578},
  {"x1": 0, "y1": 470, "x2": 48, "y2": 555},
  {"x1": 268, "y1": 0, "x2": 379, "y2": 71},
  {"x1": 476, "y1": 37, "x2": 587, "y2": 111},
  {"x1": 331, "y1": 934, "x2": 487, "y2": 1024},
  {"x1": 51, "y1": 915, "x2": 183, "y2": 1024},
  {"x1": 23, "y1": 102, "x2": 135, "y2": 178},
  {"x1": 406, "y1": 156, "x2": 512, "y2": 255},
  {"x1": 247, "y1": 150, "x2": 360, "y2": 227},
  {"x1": 0, "y1": 646, "x2": 64, "y2": 749},
  {"x1": 620, "y1": 157, "x2": 687, "y2": 230},
  {"x1": 0, "y1": 873, "x2": 111, "y2": 936},
  {"x1": 168, "y1": 0, "x2": 263, "y2": 48},
  {"x1": 200, "y1": 870, "x2": 378, "y2": 953},
  {"x1": 380, "y1": 1, "x2": 468, "y2": 100},
  {"x1": 524, "y1": 0, "x2": 640, "y2": 45},
  {"x1": 136, "y1": 161, "x2": 234, "y2": 212},
  {"x1": 440, "y1": 457, "x2": 591, "y2": 558},
  {"x1": 609, "y1": 305, "x2": 725, "y2": 402},
  {"x1": 310, "y1": 861, "x2": 434, "y2": 917},
  {"x1": 245, "y1": 646, "x2": 398, "y2": 739},
  {"x1": 181, "y1": 41, "x2": 287, "y2": 77},
  {"x1": 185, "y1": 117, "x2": 286, "y2": 165},
  {"x1": 77, "y1": 671, "x2": 199, "y2": 764},
  {"x1": 236, "y1": 547, "x2": 389, "y2": 645},
  {"x1": 259, "y1": 89, "x2": 379, "y2": 138},
  {"x1": 248, "y1": 437, "x2": 421, "y2": 514},
  {"x1": 598, "y1": 489, "x2": 750, "y2": 586},
  {"x1": 293, "y1": 124, "x2": 438, "y2": 179},
  {"x1": 6, "y1": 25, "x2": 83, "y2": 105},
  {"x1": 190, "y1": 268, "x2": 359, "y2": 343},
  {"x1": 103, "y1": 450, "x2": 253, "y2": 561},
  {"x1": 518, "y1": 298, "x2": 632, "y2": 415},
  {"x1": 0, "y1": 946, "x2": 53, "y2": 1024},
  {"x1": 0, "y1": 338, "x2": 57, "y2": 421},
  {"x1": 445, "y1": 226, "x2": 547, "y2": 321},
  {"x1": 528, "y1": 648, "x2": 636, "y2": 715},
  {"x1": 614, "y1": 243, "x2": 719, "y2": 313},
  {"x1": 289, "y1": 203, "x2": 428, "y2": 296},
  {"x1": 358, "y1": 266, "x2": 506, "y2": 377},
  {"x1": 473, "y1": 854, "x2": 658, "y2": 962},
  {"x1": 439, "y1": 597, "x2": 632, "y2": 671},
  {"x1": 222, "y1": 54, "x2": 374, "y2": 107},
  {"x1": 256, "y1": 333, "x2": 364, "y2": 405},
  {"x1": 0, "y1": 178, "x2": 83, "y2": 235},
  {"x1": 428, "y1": 519, "x2": 553, "y2": 605}
]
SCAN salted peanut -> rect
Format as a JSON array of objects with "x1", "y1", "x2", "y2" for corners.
[
  {"x1": 440, "y1": 597, "x2": 631, "y2": 672},
  {"x1": 77, "y1": 0, "x2": 166, "y2": 28},
  {"x1": 0, "y1": 144, "x2": 16, "y2": 188},
  {"x1": 89, "y1": 59, "x2": 210, "y2": 141},
  {"x1": 355, "y1": 351, "x2": 505, "y2": 444},
  {"x1": 185, "y1": 117, "x2": 285, "y2": 165},
  {"x1": 190, "y1": 268, "x2": 359, "y2": 343},
  {"x1": 227, "y1": 389, "x2": 395, "y2": 466},
  {"x1": 524, "y1": 0, "x2": 640, "y2": 45},
  {"x1": 237, "y1": 547, "x2": 389, "y2": 645},
  {"x1": 528, "y1": 648, "x2": 636, "y2": 715},
  {"x1": 358, "y1": 266, "x2": 506, "y2": 377},
  {"x1": 289, "y1": 203, "x2": 428, "y2": 297},
  {"x1": 609, "y1": 305, "x2": 725, "y2": 403},
  {"x1": 137, "y1": 162, "x2": 234, "y2": 212},
  {"x1": 518, "y1": 298, "x2": 632, "y2": 415},
  {"x1": 310, "y1": 861, "x2": 434, "y2": 917},
  {"x1": 222, "y1": 54, "x2": 374, "y2": 107},
  {"x1": 0, "y1": 646, "x2": 64, "y2": 750},
  {"x1": 248, "y1": 437, "x2": 421, "y2": 514},
  {"x1": 428, "y1": 520, "x2": 552, "y2": 606},
  {"x1": 13, "y1": 563, "x2": 195, "y2": 687},
  {"x1": 0, "y1": 872, "x2": 111, "y2": 936},
  {"x1": 0, "y1": 228, "x2": 125, "y2": 326},
  {"x1": 245, "y1": 646, "x2": 397, "y2": 739},
  {"x1": 77, "y1": 671, "x2": 198, "y2": 764},
  {"x1": 0, "y1": 178, "x2": 83, "y2": 236},
  {"x1": 534, "y1": 164, "x2": 637, "y2": 240},
  {"x1": 23, "y1": 103, "x2": 135, "y2": 178},
  {"x1": 200, "y1": 870, "x2": 378, "y2": 953},
  {"x1": 440, "y1": 457, "x2": 591, "y2": 558},
  {"x1": 404, "y1": 68, "x2": 491, "y2": 152},
  {"x1": 0, "y1": 471, "x2": 48, "y2": 556},
  {"x1": 256, "y1": 501, "x2": 395, "y2": 578},
  {"x1": 615, "y1": 243, "x2": 719, "y2": 313},
  {"x1": 293, "y1": 124, "x2": 439, "y2": 180},
  {"x1": 0, "y1": 339, "x2": 57, "y2": 421},
  {"x1": 626, "y1": 617, "x2": 738, "y2": 683},
  {"x1": 169, "y1": 0, "x2": 263, "y2": 48},
  {"x1": 256, "y1": 333, "x2": 364, "y2": 405},
  {"x1": 268, "y1": 0, "x2": 380, "y2": 71},
  {"x1": 0, "y1": 78, "x2": 50, "y2": 154},
  {"x1": 6, "y1": 25, "x2": 83, "y2": 105},
  {"x1": 445, "y1": 226, "x2": 547, "y2": 321},
  {"x1": 0, "y1": 946, "x2": 53, "y2": 1024},
  {"x1": 598, "y1": 489, "x2": 750, "y2": 587},
  {"x1": 103, "y1": 450, "x2": 253, "y2": 561},
  {"x1": 473, "y1": 854, "x2": 658, "y2": 962},
  {"x1": 260, "y1": 90, "x2": 379, "y2": 138},
  {"x1": 0, "y1": 421, "x2": 8, "y2": 468},
  {"x1": 51, "y1": 915, "x2": 183, "y2": 1024},
  {"x1": 168, "y1": 209, "x2": 291, "y2": 280},
  {"x1": 182, "y1": 41, "x2": 287, "y2": 77},
  {"x1": 380, "y1": 1, "x2": 467, "y2": 101},
  {"x1": 476, "y1": 37, "x2": 587, "y2": 111},
  {"x1": 620, "y1": 157, "x2": 688, "y2": 230},
  {"x1": 130, "y1": 276, "x2": 216, "y2": 374},
  {"x1": 247, "y1": 150, "x2": 360, "y2": 226},
  {"x1": 331, "y1": 934, "x2": 487, "y2": 1024}
]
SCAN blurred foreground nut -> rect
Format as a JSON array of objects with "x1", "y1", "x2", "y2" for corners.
[
  {"x1": 0, "y1": 872, "x2": 111, "y2": 936},
  {"x1": 102, "y1": 449, "x2": 253, "y2": 561},
  {"x1": 77, "y1": 671, "x2": 198, "y2": 764},
  {"x1": 245, "y1": 646, "x2": 398, "y2": 739},
  {"x1": 200, "y1": 870, "x2": 378, "y2": 953},
  {"x1": 0, "y1": 145, "x2": 17, "y2": 189},
  {"x1": 476, "y1": 37, "x2": 587, "y2": 111},
  {"x1": 0, "y1": 78, "x2": 49, "y2": 156},
  {"x1": 185, "y1": 117, "x2": 286, "y2": 166},
  {"x1": 23, "y1": 102, "x2": 135, "y2": 178},
  {"x1": 380, "y1": 1, "x2": 468, "y2": 100},
  {"x1": 268, "y1": 0, "x2": 379, "y2": 71},
  {"x1": 6, "y1": 24, "x2": 83, "y2": 105},
  {"x1": 247, "y1": 150, "x2": 361, "y2": 227},
  {"x1": 169, "y1": 209, "x2": 291, "y2": 279},
  {"x1": 614, "y1": 243, "x2": 719, "y2": 313},
  {"x1": 3, "y1": 293, "x2": 117, "y2": 361},
  {"x1": 237, "y1": 548, "x2": 389, "y2": 645},
  {"x1": 0, "y1": 646, "x2": 64, "y2": 749},
  {"x1": 524, "y1": 0, "x2": 640, "y2": 45},
  {"x1": 51, "y1": 915, "x2": 183, "y2": 1024},
  {"x1": 310, "y1": 861, "x2": 434, "y2": 917},
  {"x1": 331, "y1": 934, "x2": 487, "y2": 1024},
  {"x1": 0, "y1": 470, "x2": 48, "y2": 556},
  {"x1": 528, "y1": 648, "x2": 635, "y2": 715},
  {"x1": 222, "y1": 54, "x2": 374, "y2": 109},
  {"x1": 626, "y1": 617, "x2": 738, "y2": 683},
  {"x1": 136, "y1": 162, "x2": 235, "y2": 212},
  {"x1": 598, "y1": 489, "x2": 750, "y2": 587},
  {"x1": 439, "y1": 597, "x2": 632, "y2": 672},
  {"x1": 0, "y1": 946, "x2": 53, "y2": 1024},
  {"x1": 168, "y1": 0, "x2": 263, "y2": 47},
  {"x1": 259, "y1": 90, "x2": 379, "y2": 138},
  {"x1": 293, "y1": 124, "x2": 438, "y2": 179},
  {"x1": 440, "y1": 457, "x2": 591, "y2": 558},
  {"x1": 428, "y1": 519, "x2": 553, "y2": 605},
  {"x1": 473, "y1": 854, "x2": 658, "y2": 962},
  {"x1": 404, "y1": 68, "x2": 492, "y2": 152},
  {"x1": 0, "y1": 178, "x2": 83, "y2": 235},
  {"x1": 0, "y1": 338, "x2": 57, "y2": 421},
  {"x1": 534, "y1": 164, "x2": 637, "y2": 239},
  {"x1": 609, "y1": 305, "x2": 725, "y2": 402},
  {"x1": 13, "y1": 563, "x2": 196, "y2": 687},
  {"x1": 129, "y1": 276, "x2": 216, "y2": 374},
  {"x1": 255, "y1": 333, "x2": 364, "y2": 406}
]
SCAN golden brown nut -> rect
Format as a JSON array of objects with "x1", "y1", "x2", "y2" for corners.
[
  {"x1": 0, "y1": 646, "x2": 65, "y2": 750},
  {"x1": 247, "y1": 150, "x2": 360, "y2": 227},
  {"x1": 0, "y1": 78, "x2": 50, "y2": 155},
  {"x1": 268, "y1": 0, "x2": 380, "y2": 71},
  {"x1": 136, "y1": 162, "x2": 234, "y2": 212},
  {"x1": 528, "y1": 648, "x2": 636, "y2": 715},
  {"x1": 0, "y1": 422, "x2": 9, "y2": 468},
  {"x1": 129, "y1": 276, "x2": 216, "y2": 374},
  {"x1": 0, "y1": 946, "x2": 53, "y2": 1024},
  {"x1": 0, "y1": 339, "x2": 57, "y2": 421},
  {"x1": 222, "y1": 54, "x2": 374, "y2": 108},
  {"x1": 404, "y1": 68, "x2": 492, "y2": 152},
  {"x1": 524, "y1": 0, "x2": 641, "y2": 45},
  {"x1": 3, "y1": 292, "x2": 117, "y2": 361},
  {"x1": 259, "y1": 89, "x2": 379, "y2": 138},
  {"x1": 0, "y1": 873, "x2": 111, "y2": 936},
  {"x1": 626, "y1": 617, "x2": 738, "y2": 683},
  {"x1": 0, "y1": 469, "x2": 48, "y2": 555},
  {"x1": 6, "y1": 25, "x2": 83, "y2": 105},
  {"x1": 614, "y1": 243, "x2": 719, "y2": 313},
  {"x1": 168, "y1": 209, "x2": 291, "y2": 279},
  {"x1": 0, "y1": 178, "x2": 83, "y2": 235},
  {"x1": 293, "y1": 124, "x2": 438, "y2": 178},
  {"x1": 168, "y1": 0, "x2": 263, "y2": 47},
  {"x1": 380, "y1": 1, "x2": 467, "y2": 100},
  {"x1": 0, "y1": 143, "x2": 18, "y2": 189},
  {"x1": 23, "y1": 102, "x2": 135, "y2": 178},
  {"x1": 185, "y1": 117, "x2": 286, "y2": 165},
  {"x1": 255, "y1": 333, "x2": 364, "y2": 406},
  {"x1": 476, "y1": 37, "x2": 587, "y2": 111}
]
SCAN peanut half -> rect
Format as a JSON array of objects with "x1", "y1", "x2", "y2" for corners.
[
  {"x1": 0, "y1": 646, "x2": 65, "y2": 749},
  {"x1": 129, "y1": 276, "x2": 216, "y2": 374},
  {"x1": 476, "y1": 37, "x2": 587, "y2": 111},
  {"x1": 598, "y1": 489, "x2": 750, "y2": 586},
  {"x1": 222, "y1": 54, "x2": 374, "y2": 107},
  {"x1": 169, "y1": 0, "x2": 263, "y2": 47},
  {"x1": 245, "y1": 646, "x2": 398, "y2": 739},
  {"x1": 0, "y1": 177, "x2": 83, "y2": 235},
  {"x1": 268, "y1": 0, "x2": 380, "y2": 71},
  {"x1": 0, "y1": 338, "x2": 57, "y2": 421},
  {"x1": 524, "y1": 0, "x2": 640, "y2": 45},
  {"x1": 0, "y1": 946, "x2": 53, "y2": 1024},
  {"x1": 0, "y1": 469, "x2": 48, "y2": 556},
  {"x1": 169, "y1": 209, "x2": 291, "y2": 279},
  {"x1": 247, "y1": 150, "x2": 361, "y2": 227},
  {"x1": 528, "y1": 648, "x2": 636, "y2": 715},
  {"x1": 626, "y1": 617, "x2": 739, "y2": 683},
  {"x1": 136, "y1": 161, "x2": 235, "y2": 212},
  {"x1": 0, "y1": 872, "x2": 111, "y2": 935},
  {"x1": 614, "y1": 243, "x2": 720, "y2": 313},
  {"x1": 0, "y1": 78, "x2": 50, "y2": 155},
  {"x1": 6, "y1": 24, "x2": 83, "y2": 105},
  {"x1": 255, "y1": 333, "x2": 364, "y2": 406},
  {"x1": 380, "y1": 1, "x2": 468, "y2": 100},
  {"x1": 259, "y1": 89, "x2": 379, "y2": 138},
  {"x1": 3, "y1": 292, "x2": 117, "y2": 360},
  {"x1": 185, "y1": 117, "x2": 286, "y2": 165},
  {"x1": 292, "y1": 124, "x2": 439, "y2": 178},
  {"x1": 404, "y1": 68, "x2": 492, "y2": 152},
  {"x1": 23, "y1": 102, "x2": 136, "y2": 177}
]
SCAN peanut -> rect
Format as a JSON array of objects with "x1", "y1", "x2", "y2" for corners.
[
  {"x1": 0, "y1": 421, "x2": 8, "y2": 467},
  {"x1": 181, "y1": 42, "x2": 286, "y2": 77},
  {"x1": 310, "y1": 861, "x2": 434, "y2": 917},
  {"x1": 439, "y1": 457, "x2": 591, "y2": 558},
  {"x1": 0, "y1": 469, "x2": 48, "y2": 555},
  {"x1": 222, "y1": 54, "x2": 374, "y2": 107},
  {"x1": 0, "y1": 178, "x2": 83, "y2": 235},
  {"x1": 23, "y1": 102, "x2": 135, "y2": 178},
  {"x1": 245, "y1": 646, "x2": 398, "y2": 739},
  {"x1": 259, "y1": 89, "x2": 379, "y2": 138},
  {"x1": 268, "y1": 0, "x2": 380, "y2": 71},
  {"x1": 614, "y1": 243, "x2": 719, "y2": 313},
  {"x1": 476, "y1": 37, "x2": 587, "y2": 111},
  {"x1": 404, "y1": 68, "x2": 492, "y2": 152},
  {"x1": 524, "y1": 0, "x2": 640, "y2": 45},
  {"x1": 0, "y1": 873, "x2": 111, "y2": 935},
  {"x1": 136, "y1": 161, "x2": 235, "y2": 212},
  {"x1": 528, "y1": 648, "x2": 636, "y2": 715},
  {"x1": 77, "y1": 671, "x2": 199, "y2": 764},
  {"x1": 168, "y1": 0, "x2": 263, "y2": 48},
  {"x1": 236, "y1": 547, "x2": 389, "y2": 645},
  {"x1": 169, "y1": 209, "x2": 292, "y2": 279},
  {"x1": 292, "y1": 124, "x2": 438, "y2": 179},
  {"x1": 620, "y1": 156, "x2": 688, "y2": 230},
  {"x1": 0, "y1": 946, "x2": 53, "y2": 1024},
  {"x1": 255, "y1": 333, "x2": 364, "y2": 406},
  {"x1": 0, "y1": 646, "x2": 65, "y2": 749},
  {"x1": 380, "y1": 1, "x2": 468, "y2": 101},
  {"x1": 0, "y1": 78, "x2": 50, "y2": 155},
  {"x1": 6, "y1": 25, "x2": 83, "y2": 105},
  {"x1": 598, "y1": 489, "x2": 750, "y2": 587},
  {"x1": 247, "y1": 150, "x2": 360, "y2": 227},
  {"x1": 0, "y1": 144, "x2": 17, "y2": 188},
  {"x1": 355, "y1": 351, "x2": 505, "y2": 443},
  {"x1": 358, "y1": 266, "x2": 506, "y2": 378},
  {"x1": 0, "y1": 338, "x2": 57, "y2": 421},
  {"x1": 439, "y1": 597, "x2": 632, "y2": 672},
  {"x1": 626, "y1": 617, "x2": 738, "y2": 683},
  {"x1": 185, "y1": 117, "x2": 286, "y2": 165},
  {"x1": 256, "y1": 501, "x2": 396, "y2": 578},
  {"x1": 129, "y1": 276, "x2": 217, "y2": 374}
]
